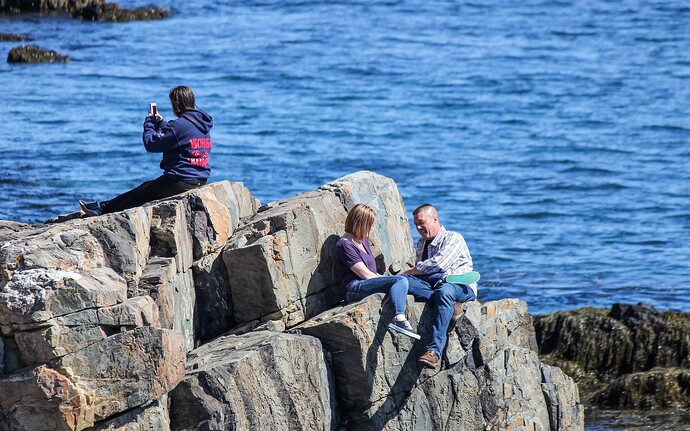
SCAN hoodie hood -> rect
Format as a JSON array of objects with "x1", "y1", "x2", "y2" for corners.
[{"x1": 181, "y1": 109, "x2": 213, "y2": 134}]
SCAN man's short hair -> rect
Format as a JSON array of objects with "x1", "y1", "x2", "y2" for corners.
[{"x1": 413, "y1": 203, "x2": 436, "y2": 217}]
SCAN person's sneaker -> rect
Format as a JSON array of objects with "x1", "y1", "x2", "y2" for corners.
[
  {"x1": 79, "y1": 200, "x2": 103, "y2": 217},
  {"x1": 388, "y1": 319, "x2": 421, "y2": 340},
  {"x1": 418, "y1": 350, "x2": 440, "y2": 369},
  {"x1": 448, "y1": 301, "x2": 464, "y2": 332}
]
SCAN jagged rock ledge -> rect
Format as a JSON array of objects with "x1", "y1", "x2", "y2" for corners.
[
  {"x1": 0, "y1": 171, "x2": 583, "y2": 430},
  {"x1": 0, "y1": 0, "x2": 170, "y2": 22},
  {"x1": 0, "y1": 33, "x2": 32, "y2": 42},
  {"x1": 7, "y1": 44, "x2": 70, "y2": 63},
  {"x1": 534, "y1": 302, "x2": 690, "y2": 424}
]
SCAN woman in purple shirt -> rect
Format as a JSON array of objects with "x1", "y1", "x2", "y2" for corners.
[{"x1": 334, "y1": 204, "x2": 419, "y2": 340}]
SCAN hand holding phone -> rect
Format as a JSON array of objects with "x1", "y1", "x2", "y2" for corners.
[{"x1": 149, "y1": 102, "x2": 157, "y2": 117}]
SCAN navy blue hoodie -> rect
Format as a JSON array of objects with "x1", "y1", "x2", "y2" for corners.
[{"x1": 142, "y1": 109, "x2": 213, "y2": 180}]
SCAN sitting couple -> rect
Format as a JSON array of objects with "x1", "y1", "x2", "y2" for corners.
[{"x1": 334, "y1": 203, "x2": 476, "y2": 369}]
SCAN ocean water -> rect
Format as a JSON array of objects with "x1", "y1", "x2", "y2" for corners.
[{"x1": 1, "y1": 0, "x2": 689, "y2": 317}]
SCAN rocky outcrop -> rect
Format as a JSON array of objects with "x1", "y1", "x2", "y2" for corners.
[
  {"x1": 534, "y1": 302, "x2": 690, "y2": 410},
  {"x1": 7, "y1": 45, "x2": 70, "y2": 63},
  {"x1": 222, "y1": 171, "x2": 413, "y2": 329},
  {"x1": 72, "y1": 3, "x2": 170, "y2": 22},
  {"x1": 297, "y1": 295, "x2": 583, "y2": 430},
  {"x1": 89, "y1": 396, "x2": 170, "y2": 431},
  {"x1": 0, "y1": 220, "x2": 44, "y2": 242},
  {"x1": 0, "y1": 33, "x2": 31, "y2": 42},
  {"x1": 0, "y1": 0, "x2": 170, "y2": 21},
  {"x1": 0, "y1": 0, "x2": 97, "y2": 13},
  {"x1": 0, "y1": 172, "x2": 582, "y2": 430},
  {"x1": 0, "y1": 181, "x2": 258, "y2": 430},
  {"x1": 169, "y1": 331, "x2": 334, "y2": 431},
  {"x1": 0, "y1": 328, "x2": 184, "y2": 431}
]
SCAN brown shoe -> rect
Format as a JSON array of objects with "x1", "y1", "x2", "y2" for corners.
[
  {"x1": 418, "y1": 350, "x2": 440, "y2": 369},
  {"x1": 449, "y1": 301, "x2": 463, "y2": 330}
]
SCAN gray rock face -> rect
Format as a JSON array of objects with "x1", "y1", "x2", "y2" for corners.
[
  {"x1": 191, "y1": 250, "x2": 231, "y2": 343},
  {"x1": 169, "y1": 331, "x2": 334, "y2": 431},
  {"x1": 318, "y1": 171, "x2": 414, "y2": 269},
  {"x1": 0, "y1": 182, "x2": 258, "y2": 430},
  {"x1": 0, "y1": 221, "x2": 43, "y2": 242},
  {"x1": 222, "y1": 171, "x2": 413, "y2": 328},
  {"x1": 56, "y1": 327, "x2": 185, "y2": 422},
  {"x1": 297, "y1": 295, "x2": 584, "y2": 430},
  {"x1": 542, "y1": 365, "x2": 584, "y2": 431},
  {"x1": 0, "y1": 364, "x2": 91, "y2": 431},
  {"x1": 0, "y1": 328, "x2": 184, "y2": 431},
  {"x1": 90, "y1": 396, "x2": 170, "y2": 431},
  {"x1": 0, "y1": 173, "x2": 581, "y2": 430}
]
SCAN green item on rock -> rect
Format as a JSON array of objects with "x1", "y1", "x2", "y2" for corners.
[{"x1": 444, "y1": 271, "x2": 481, "y2": 285}]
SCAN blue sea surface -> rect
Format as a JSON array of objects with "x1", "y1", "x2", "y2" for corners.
[{"x1": 1, "y1": 0, "x2": 689, "y2": 320}]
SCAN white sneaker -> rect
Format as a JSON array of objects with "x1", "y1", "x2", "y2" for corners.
[
  {"x1": 79, "y1": 200, "x2": 103, "y2": 216},
  {"x1": 388, "y1": 319, "x2": 421, "y2": 340}
]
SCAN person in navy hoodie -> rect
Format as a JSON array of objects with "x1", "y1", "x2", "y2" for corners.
[{"x1": 79, "y1": 86, "x2": 213, "y2": 216}]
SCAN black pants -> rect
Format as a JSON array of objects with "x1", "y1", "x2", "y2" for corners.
[{"x1": 101, "y1": 175, "x2": 206, "y2": 214}]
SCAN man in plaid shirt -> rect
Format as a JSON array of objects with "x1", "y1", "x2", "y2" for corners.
[{"x1": 403, "y1": 204, "x2": 476, "y2": 369}]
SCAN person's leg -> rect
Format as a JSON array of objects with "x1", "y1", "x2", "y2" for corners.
[
  {"x1": 450, "y1": 283, "x2": 475, "y2": 303},
  {"x1": 345, "y1": 276, "x2": 408, "y2": 315},
  {"x1": 102, "y1": 179, "x2": 153, "y2": 210},
  {"x1": 381, "y1": 276, "x2": 421, "y2": 339},
  {"x1": 345, "y1": 276, "x2": 420, "y2": 339},
  {"x1": 403, "y1": 275, "x2": 435, "y2": 302},
  {"x1": 102, "y1": 176, "x2": 205, "y2": 214},
  {"x1": 101, "y1": 176, "x2": 173, "y2": 213},
  {"x1": 165, "y1": 178, "x2": 206, "y2": 195},
  {"x1": 418, "y1": 273, "x2": 445, "y2": 287},
  {"x1": 425, "y1": 283, "x2": 476, "y2": 357},
  {"x1": 386, "y1": 276, "x2": 410, "y2": 316}
]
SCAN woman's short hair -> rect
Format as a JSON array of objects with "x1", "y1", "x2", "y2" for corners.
[
  {"x1": 169, "y1": 85, "x2": 196, "y2": 116},
  {"x1": 344, "y1": 204, "x2": 376, "y2": 240}
]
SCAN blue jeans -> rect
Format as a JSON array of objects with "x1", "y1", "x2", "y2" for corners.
[
  {"x1": 405, "y1": 274, "x2": 476, "y2": 357},
  {"x1": 402, "y1": 273, "x2": 443, "y2": 302},
  {"x1": 345, "y1": 276, "x2": 410, "y2": 316}
]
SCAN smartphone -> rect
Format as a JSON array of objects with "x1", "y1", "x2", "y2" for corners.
[{"x1": 150, "y1": 102, "x2": 157, "y2": 116}]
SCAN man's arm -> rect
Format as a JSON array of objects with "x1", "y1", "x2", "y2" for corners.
[
  {"x1": 402, "y1": 238, "x2": 424, "y2": 275},
  {"x1": 403, "y1": 267, "x2": 424, "y2": 275}
]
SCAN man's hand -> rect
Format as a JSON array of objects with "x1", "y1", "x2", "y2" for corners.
[{"x1": 403, "y1": 267, "x2": 424, "y2": 275}]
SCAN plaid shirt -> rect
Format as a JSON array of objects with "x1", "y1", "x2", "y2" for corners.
[{"x1": 415, "y1": 226, "x2": 473, "y2": 276}]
